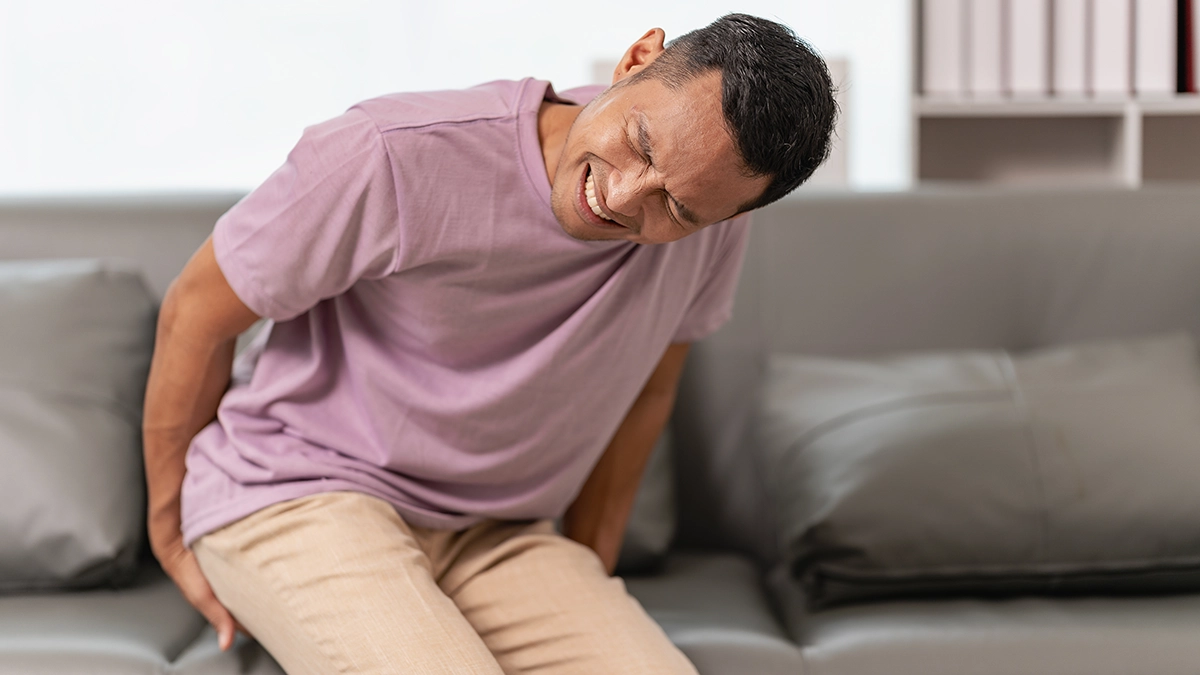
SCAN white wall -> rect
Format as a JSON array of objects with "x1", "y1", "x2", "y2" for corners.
[{"x1": 0, "y1": 0, "x2": 911, "y2": 195}]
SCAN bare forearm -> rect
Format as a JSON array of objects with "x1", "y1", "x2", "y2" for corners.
[
  {"x1": 143, "y1": 237, "x2": 260, "y2": 558},
  {"x1": 143, "y1": 287, "x2": 239, "y2": 556},
  {"x1": 565, "y1": 344, "x2": 690, "y2": 573},
  {"x1": 563, "y1": 388, "x2": 676, "y2": 574},
  {"x1": 138, "y1": 239, "x2": 261, "y2": 650},
  {"x1": 143, "y1": 302, "x2": 237, "y2": 550}
]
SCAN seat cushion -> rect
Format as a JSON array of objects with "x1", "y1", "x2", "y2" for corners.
[
  {"x1": 0, "y1": 564, "x2": 205, "y2": 674},
  {"x1": 170, "y1": 627, "x2": 284, "y2": 675},
  {"x1": 773, "y1": 570, "x2": 1200, "y2": 675},
  {"x1": 624, "y1": 552, "x2": 803, "y2": 675}
]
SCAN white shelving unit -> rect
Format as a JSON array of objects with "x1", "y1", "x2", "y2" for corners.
[
  {"x1": 915, "y1": 97, "x2": 1200, "y2": 187},
  {"x1": 912, "y1": 2, "x2": 1200, "y2": 187}
]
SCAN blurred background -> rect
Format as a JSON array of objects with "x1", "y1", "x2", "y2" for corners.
[{"x1": 0, "y1": 0, "x2": 910, "y2": 196}]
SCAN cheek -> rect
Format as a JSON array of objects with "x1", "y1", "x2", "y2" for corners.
[{"x1": 640, "y1": 221, "x2": 692, "y2": 245}]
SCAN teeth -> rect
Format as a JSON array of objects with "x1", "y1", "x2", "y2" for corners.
[{"x1": 585, "y1": 171, "x2": 614, "y2": 222}]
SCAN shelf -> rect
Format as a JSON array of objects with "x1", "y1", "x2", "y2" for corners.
[
  {"x1": 1143, "y1": 115, "x2": 1200, "y2": 181},
  {"x1": 918, "y1": 116, "x2": 1129, "y2": 186},
  {"x1": 916, "y1": 98, "x2": 1129, "y2": 117},
  {"x1": 1139, "y1": 95, "x2": 1200, "y2": 115},
  {"x1": 917, "y1": 96, "x2": 1200, "y2": 118},
  {"x1": 911, "y1": 0, "x2": 1200, "y2": 187}
]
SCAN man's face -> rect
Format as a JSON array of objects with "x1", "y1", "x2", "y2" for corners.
[{"x1": 549, "y1": 71, "x2": 770, "y2": 245}]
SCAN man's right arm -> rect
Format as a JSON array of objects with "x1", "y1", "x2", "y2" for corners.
[{"x1": 143, "y1": 236, "x2": 260, "y2": 652}]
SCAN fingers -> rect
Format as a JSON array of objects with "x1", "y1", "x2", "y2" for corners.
[
  {"x1": 162, "y1": 547, "x2": 251, "y2": 651},
  {"x1": 199, "y1": 596, "x2": 255, "y2": 651},
  {"x1": 195, "y1": 590, "x2": 239, "y2": 651},
  {"x1": 200, "y1": 595, "x2": 255, "y2": 650},
  {"x1": 217, "y1": 614, "x2": 235, "y2": 652}
]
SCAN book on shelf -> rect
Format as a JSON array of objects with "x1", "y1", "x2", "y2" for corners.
[
  {"x1": 1183, "y1": 0, "x2": 1200, "y2": 92},
  {"x1": 1193, "y1": 0, "x2": 1200, "y2": 92},
  {"x1": 1053, "y1": 0, "x2": 1088, "y2": 96},
  {"x1": 969, "y1": 0, "x2": 1005, "y2": 96},
  {"x1": 1136, "y1": 0, "x2": 1177, "y2": 95},
  {"x1": 920, "y1": 0, "x2": 1189, "y2": 100},
  {"x1": 923, "y1": 0, "x2": 966, "y2": 96},
  {"x1": 1178, "y1": 0, "x2": 1193, "y2": 92},
  {"x1": 1091, "y1": 0, "x2": 1132, "y2": 95},
  {"x1": 1008, "y1": 0, "x2": 1050, "y2": 96}
]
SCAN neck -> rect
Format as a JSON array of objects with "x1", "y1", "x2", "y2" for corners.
[{"x1": 537, "y1": 101, "x2": 582, "y2": 185}]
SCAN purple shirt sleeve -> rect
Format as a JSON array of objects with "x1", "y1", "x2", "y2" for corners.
[
  {"x1": 212, "y1": 106, "x2": 401, "y2": 321},
  {"x1": 671, "y1": 214, "x2": 752, "y2": 344}
]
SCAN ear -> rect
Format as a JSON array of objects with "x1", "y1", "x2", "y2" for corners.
[{"x1": 611, "y1": 28, "x2": 666, "y2": 84}]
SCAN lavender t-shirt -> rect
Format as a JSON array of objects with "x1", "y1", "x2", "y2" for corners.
[{"x1": 180, "y1": 79, "x2": 750, "y2": 546}]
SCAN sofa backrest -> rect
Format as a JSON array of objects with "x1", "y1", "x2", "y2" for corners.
[
  {"x1": 7, "y1": 188, "x2": 1200, "y2": 571},
  {"x1": 0, "y1": 194, "x2": 237, "y2": 298},
  {"x1": 672, "y1": 187, "x2": 1200, "y2": 565}
]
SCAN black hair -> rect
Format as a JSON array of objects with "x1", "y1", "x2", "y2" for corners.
[{"x1": 635, "y1": 13, "x2": 838, "y2": 211}]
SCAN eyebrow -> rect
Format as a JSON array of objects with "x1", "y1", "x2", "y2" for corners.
[{"x1": 636, "y1": 114, "x2": 702, "y2": 226}]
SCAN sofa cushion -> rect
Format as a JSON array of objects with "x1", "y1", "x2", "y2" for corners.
[
  {"x1": 0, "y1": 260, "x2": 156, "y2": 591},
  {"x1": 170, "y1": 627, "x2": 285, "y2": 675},
  {"x1": 758, "y1": 333, "x2": 1200, "y2": 607},
  {"x1": 624, "y1": 552, "x2": 804, "y2": 675},
  {"x1": 771, "y1": 569, "x2": 1200, "y2": 675},
  {"x1": 0, "y1": 565, "x2": 205, "y2": 674}
]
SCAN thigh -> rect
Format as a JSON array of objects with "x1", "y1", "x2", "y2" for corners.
[
  {"x1": 433, "y1": 520, "x2": 698, "y2": 675},
  {"x1": 192, "y1": 491, "x2": 504, "y2": 675}
]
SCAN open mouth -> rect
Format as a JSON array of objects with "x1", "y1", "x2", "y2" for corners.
[{"x1": 578, "y1": 165, "x2": 622, "y2": 229}]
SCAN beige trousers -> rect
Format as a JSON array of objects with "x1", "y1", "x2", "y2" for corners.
[{"x1": 192, "y1": 491, "x2": 697, "y2": 675}]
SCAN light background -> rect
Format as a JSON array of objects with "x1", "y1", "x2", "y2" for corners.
[{"x1": 0, "y1": 0, "x2": 911, "y2": 195}]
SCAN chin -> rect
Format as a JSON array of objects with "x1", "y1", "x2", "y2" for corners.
[{"x1": 549, "y1": 191, "x2": 587, "y2": 240}]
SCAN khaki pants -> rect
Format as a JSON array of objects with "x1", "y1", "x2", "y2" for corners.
[{"x1": 192, "y1": 491, "x2": 697, "y2": 675}]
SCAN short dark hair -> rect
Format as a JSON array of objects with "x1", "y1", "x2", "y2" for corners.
[{"x1": 634, "y1": 14, "x2": 838, "y2": 211}]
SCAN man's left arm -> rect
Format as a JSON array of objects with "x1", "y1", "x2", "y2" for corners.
[{"x1": 563, "y1": 342, "x2": 691, "y2": 574}]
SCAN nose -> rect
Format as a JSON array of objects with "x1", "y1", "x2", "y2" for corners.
[{"x1": 603, "y1": 168, "x2": 650, "y2": 219}]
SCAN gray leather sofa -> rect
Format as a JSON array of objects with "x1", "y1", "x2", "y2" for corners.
[{"x1": 2, "y1": 187, "x2": 1199, "y2": 674}]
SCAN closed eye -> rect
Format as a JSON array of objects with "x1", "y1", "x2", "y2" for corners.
[
  {"x1": 664, "y1": 194, "x2": 688, "y2": 229},
  {"x1": 636, "y1": 116, "x2": 654, "y2": 163},
  {"x1": 630, "y1": 117, "x2": 691, "y2": 228},
  {"x1": 625, "y1": 126, "x2": 650, "y2": 167}
]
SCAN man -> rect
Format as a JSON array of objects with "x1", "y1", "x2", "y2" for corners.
[{"x1": 144, "y1": 13, "x2": 835, "y2": 675}]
